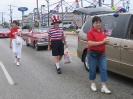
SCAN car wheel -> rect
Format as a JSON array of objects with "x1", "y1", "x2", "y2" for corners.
[
  {"x1": 83, "y1": 52, "x2": 89, "y2": 72},
  {"x1": 34, "y1": 42, "x2": 39, "y2": 51}
]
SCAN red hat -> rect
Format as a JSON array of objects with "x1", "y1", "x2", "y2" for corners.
[{"x1": 51, "y1": 14, "x2": 62, "y2": 25}]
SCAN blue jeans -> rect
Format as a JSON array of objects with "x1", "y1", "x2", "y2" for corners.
[{"x1": 87, "y1": 52, "x2": 108, "y2": 82}]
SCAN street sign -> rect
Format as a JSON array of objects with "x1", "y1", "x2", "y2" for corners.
[{"x1": 18, "y1": 7, "x2": 28, "y2": 11}]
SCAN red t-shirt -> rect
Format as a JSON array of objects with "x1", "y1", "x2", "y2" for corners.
[
  {"x1": 87, "y1": 28, "x2": 106, "y2": 54},
  {"x1": 10, "y1": 27, "x2": 19, "y2": 39}
]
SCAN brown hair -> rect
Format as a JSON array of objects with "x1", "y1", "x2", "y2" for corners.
[
  {"x1": 12, "y1": 21, "x2": 18, "y2": 25},
  {"x1": 92, "y1": 16, "x2": 102, "y2": 28}
]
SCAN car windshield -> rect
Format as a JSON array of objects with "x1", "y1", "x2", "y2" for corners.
[
  {"x1": 0, "y1": 28, "x2": 9, "y2": 32},
  {"x1": 33, "y1": 28, "x2": 49, "y2": 33}
]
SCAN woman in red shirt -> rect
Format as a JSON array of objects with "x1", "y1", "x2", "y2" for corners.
[
  {"x1": 10, "y1": 21, "x2": 22, "y2": 66},
  {"x1": 87, "y1": 16, "x2": 111, "y2": 94}
]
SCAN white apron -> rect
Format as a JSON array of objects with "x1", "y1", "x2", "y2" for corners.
[{"x1": 12, "y1": 37, "x2": 22, "y2": 58}]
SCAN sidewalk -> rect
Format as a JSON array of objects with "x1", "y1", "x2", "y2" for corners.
[{"x1": 64, "y1": 31, "x2": 77, "y2": 35}]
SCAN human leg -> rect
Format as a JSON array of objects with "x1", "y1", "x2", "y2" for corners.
[
  {"x1": 87, "y1": 52, "x2": 98, "y2": 91},
  {"x1": 98, "y1": 54, "x2": 111, "y2": 94}
]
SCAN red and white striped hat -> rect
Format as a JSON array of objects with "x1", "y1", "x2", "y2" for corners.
[{"x1": 51, "y1": 14, "x2": 62, "y2": 25}]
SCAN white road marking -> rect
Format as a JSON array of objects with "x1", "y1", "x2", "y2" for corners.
[{"x1": 0, "y1": 61, "x2": 15, "y2": 85}]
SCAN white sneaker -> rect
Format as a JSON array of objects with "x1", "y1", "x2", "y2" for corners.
[
  {"x1": 16, "y1": 62, "x2": 20, "y2": 66},
  {"x1": 101, "y1": 86, "x2": 111, "y2": 94},
  {"x1": 14, "y1": 58, "x2": 17, "y2": 63},
  {"x1": 91, "y1": 83, "x2": 97, "y2": 91}
]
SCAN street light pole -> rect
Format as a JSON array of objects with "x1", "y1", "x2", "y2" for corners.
[
  {"x1": 36, "y1": 0, "x2": 39, "y2": 27},
  {"x1": 46, "y1": 0, "x2": 49, "y2": 26},
  {"x1": 61, "y1": 0, "x2": 64, "y2": 26},
  {"x1": 41, "y1": 5, "x2": 45, "y2": 27},
  {"x1": 111, "y1": 0, "x2": 114, "y2": 7},
  {"x1": 0, "y1": 12, "x2": 4, "y2": 24},
  {"x1": 99, "y1": 0, "x2": 102, "y2": 7},
  {"x1": 8, "y1": 5, "x2": 13, "y2": 23},
  {"x1": 81, "y1": 0, "x2": 83, "y2": 25}
]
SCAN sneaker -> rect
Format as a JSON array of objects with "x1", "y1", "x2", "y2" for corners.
[
  {"x1": 56, "y1": 68, "x2": 61, "y2": 74},
  {"x1": 91, "y1": 83, "x2": 97, "y2": 91},
  {"x1": 101, "y1": 86, "x2": 111, "y2": 94},
  {"x1": 16, "y1": 62, "x2": 20, "y2": 66}
]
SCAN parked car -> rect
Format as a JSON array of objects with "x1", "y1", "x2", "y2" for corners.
[
  {"x1": 22, "y1": 25, "x2": 30, "y2": 29},
  {"x1": 73, "y1": 7, "x2": 133, "y2": 79},
  {"x1": 0, "y1": 28, "x2": 10, "y2": 38},
  {"x1": 22, "y1": 27, "x2": 51, "y2": 51}
]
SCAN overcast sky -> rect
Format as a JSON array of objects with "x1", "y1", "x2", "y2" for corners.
[{"x1": 0, "y1": 0, "x2": 133, "y2": 23}]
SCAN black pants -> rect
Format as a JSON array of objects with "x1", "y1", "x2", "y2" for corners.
[{"x1": 51, "y1": 40, "x2": 64, "y2": 56}]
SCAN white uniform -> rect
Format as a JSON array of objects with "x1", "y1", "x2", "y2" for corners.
[{"x1": 12, "y1": 36, "x2": 22, "y2": 58}]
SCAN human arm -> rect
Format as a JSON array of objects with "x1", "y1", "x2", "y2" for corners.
[
  {"x1": 9, "y1": 30, "x2": 12, "y2": 49},
  {"x1": 47, "y1": 35, "x2": 51, "y2": 51},
  {"x1": 47, "y1": 29, "x2": 51, "y2": 51},
  {"x1": 87, "y1": 30, "x2": 109, "y2": 46},
  {"x1": 63, "y1": 33, "x2": 68, "y2": 48},
  {"x1": 88, "y1": 38, "x2": 109, "y2": 46},
  {"x1": 10, "y1": 38, "x2": 12, "y2": 49}
]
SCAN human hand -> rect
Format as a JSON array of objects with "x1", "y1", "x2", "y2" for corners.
[
  {"x1": 102, "y1": 38, "x2": 109, "y2": 44},
  {"x1": 65, "y1": 43, "x2": 68, "y2": 48},
  {"x1": 10, "y1": 44, "x2": 12, "y2": 49}
]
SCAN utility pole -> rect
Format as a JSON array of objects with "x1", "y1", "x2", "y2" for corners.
[
  {"x1": 123, "y1": 0, "x2": 125, "y2": 8},
  {"x1": 8, "y1": 5, "x2": 13, "y2": 23},
  {"x1": 61, "y1": 0, "x2": 64, "y2": 26},
  {"x1": 99, "y1": 0, "x2": 102, "y2": 7},
  {"x1": 46, "y1": 0, "x2": 49, "y2": 26},
  {"x1": 36, "y1": 0, "x2": 39, "y2": 27},
  {"x1": 126, "y1": 0, "x2": 130, "y2": 12},
  {"x1": 81, "y1": 0, "x2": 83, "y2": 25},
  {"x1": 0, "y1": 12, "x2": 4, "y2": 24},
  {"x1": 41, "y1": 5, "x2": 45, "y2": 27},
  {"x1": 111, "y1": 0, "x2": 114, "y2": 7}
]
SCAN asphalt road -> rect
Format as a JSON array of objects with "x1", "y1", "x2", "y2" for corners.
[{"x1": 0, "y1": 35, "x2": 133, "y2": 99}]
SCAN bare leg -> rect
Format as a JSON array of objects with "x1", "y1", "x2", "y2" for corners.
[
  {"x1": 54, "y1": 56, "x2": 61, "y2": 74},
  {"x1": 91, "y1": 80, "x2": 95, "y2": 83},
  {"x1": 58, "y1": 55, "x2": 63, "y2": 61},
  {"x1": 101, "y1": 82, "x2": 106, "y2": 86},
  {"x1": 54, "y1": 56, "x2": 59, "y2": 63},
  {"x1": 17, "y1": 58, "x2": 20, "y2": 62}
]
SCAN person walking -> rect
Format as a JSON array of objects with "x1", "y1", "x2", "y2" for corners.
[
  {"x1": 87, "y1": 16, "x2": 111, "y2": 94},
  {"x1": 47, "y1": 14, "x2": 68, "y2": 74},
  {"x1": 10, "y1": 21, "x2": 22, "y2": 66}
]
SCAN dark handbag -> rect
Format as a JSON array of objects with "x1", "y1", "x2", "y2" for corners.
[{"x1": 90, "y1": 49, "x2": 103, "y2": 58}]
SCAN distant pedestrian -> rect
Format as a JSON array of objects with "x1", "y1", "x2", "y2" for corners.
[
  {"x1": 9, "y1": 21, "x2": 22, "y2": 66},
  {"x1": 47, "y1": 14, "x2": 68, "y2": 74},
  {"x1": 87, "y1": 16, "x2": 111, "y2": 94}
]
